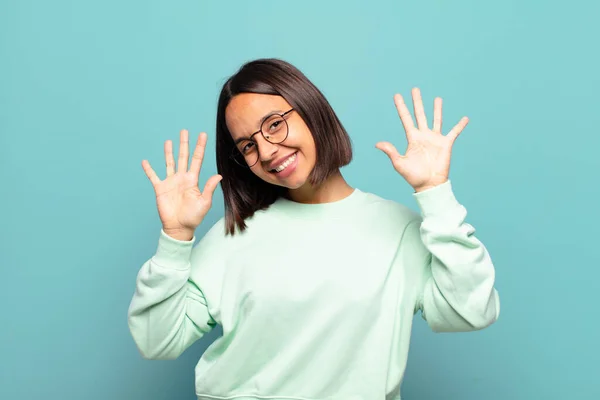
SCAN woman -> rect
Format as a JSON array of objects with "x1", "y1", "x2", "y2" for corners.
[{"x1": 128, "y1": 58, "x2": 500, "y2": 400}]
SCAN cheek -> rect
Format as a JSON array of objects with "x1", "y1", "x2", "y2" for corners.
[
  {"x1": 290, "y1": 126, "x2": 316, "y2": 157},
  {"x1": 250, "y1": 165, "x2": 268, "y2": 179},
  {"x1": 302, "y1": 133, "x2": 317, "y2": 165}
]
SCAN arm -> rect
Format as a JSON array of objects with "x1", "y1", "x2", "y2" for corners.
[
  {"x1": 405, "y1": 180, "x2": 500, "y2": 332},
  {"x1": 127, "y1": 229, "x2": 217, "y2": 360},
  {"x1": 375, "y1": 88, "x2": 498, "y2": 331}
]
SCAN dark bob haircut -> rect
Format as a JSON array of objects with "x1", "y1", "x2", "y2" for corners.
[{"x1": 215, "y1": 58, "x2": 353, "y2": 235}]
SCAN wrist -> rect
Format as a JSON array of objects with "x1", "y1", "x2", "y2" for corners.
[
  {"x1": 163, "y1": 228, "x2": 195, "y2": 241},
  {"x1": 413, "y1": 178, "x2": 448, "y2": 193}
]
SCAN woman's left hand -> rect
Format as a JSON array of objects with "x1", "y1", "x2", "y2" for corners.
[{"x1": 376, "y1": 88, "x2": 469, "y2": 193}]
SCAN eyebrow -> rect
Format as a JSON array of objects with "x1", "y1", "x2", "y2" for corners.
[{"x1": 233, "y1": 109, "x2": 283, "y2": 145}]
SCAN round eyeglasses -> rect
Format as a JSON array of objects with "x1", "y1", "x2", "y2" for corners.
[{"x1": 230, "y1": 108, "x2": 295, "y2": 168}]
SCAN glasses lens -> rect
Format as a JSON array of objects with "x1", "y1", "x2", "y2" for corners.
[
  {"x1": 261, "y1": 115, "x2": 288, "y2": 144},
  {"x1": 231, "y1": 114, "x2": 289, "y2": 168},
  {"x1": 233, "y1": 139, "x2": 258, "y2": 167}
]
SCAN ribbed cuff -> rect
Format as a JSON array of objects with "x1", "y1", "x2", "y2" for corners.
[
  {"x1": 412, "y1": 180, "x2": 461, "y2": 217},
  {"x1": 152, "y1": 229, "x2": 196, "y2": 270}
]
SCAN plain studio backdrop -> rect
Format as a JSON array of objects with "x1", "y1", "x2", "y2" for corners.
[{"x1": 1, "y1": 0, "x2": 598, "y2": 399}]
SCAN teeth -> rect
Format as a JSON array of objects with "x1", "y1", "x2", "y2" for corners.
[{"x1": 274, "y1": 153, "x2": 297, "y2": 172}]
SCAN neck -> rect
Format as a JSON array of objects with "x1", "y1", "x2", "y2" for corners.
[{"x1": 286, "y1": 170, "x2": 354, "y2": 204}]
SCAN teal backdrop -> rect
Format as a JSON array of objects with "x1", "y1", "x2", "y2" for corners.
[{"x1": 2, "y1": 0, "x2": 599, "y2": 399}]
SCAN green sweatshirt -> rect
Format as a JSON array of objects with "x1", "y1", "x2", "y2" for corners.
[{"x1": 127, "y1": 180, "x2": 500, "y2": 400}]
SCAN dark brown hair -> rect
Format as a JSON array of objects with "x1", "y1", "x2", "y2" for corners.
[{"x1": 215, "y1": 58, "x2": 353, "y2": 235}]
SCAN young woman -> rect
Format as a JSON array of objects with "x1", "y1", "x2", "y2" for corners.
[{"x1": 128, "y1": 58, "x2": 500, "y2": 400}]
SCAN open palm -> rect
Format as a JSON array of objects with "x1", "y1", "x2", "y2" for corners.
[
  {"x1": 142, "y1": 130, "x2": 222, "y2": 239},
  {"x1": 376, "y1": 88, "x2": 469, "y2": 192}
]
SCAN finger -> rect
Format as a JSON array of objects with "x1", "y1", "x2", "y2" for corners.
[
  {"x1": 433, "y1": 97, "x2": 443, "y2": 133},
  {"x1": 189, "y1": 132, "x2": 207, "y2": 180},
  {"x1": 141, "y1": 160, "x2": 161, "y2": 186},
  {"x1": 165, "y1": 140, "x2": 175, "y2": 177},
  {"x1": 202, "y1": 174, "x2": 223, "y2": 200},
  {"x1": 393, "y1": 94, "x2": 415, "y2": 136},
  {"x1": 177, "y1": 129, "x2": 190, "y2": 174},
  {"x1": 446, "y1": 116, "x2": 469, "y2": 142},
  {"x1": 412, "y1": 87, "x2": 428, "y2": 130}
]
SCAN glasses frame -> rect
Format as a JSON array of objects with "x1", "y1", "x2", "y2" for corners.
[{"x1": 230, "y1": 108, "x2": 295, "y2": 168}]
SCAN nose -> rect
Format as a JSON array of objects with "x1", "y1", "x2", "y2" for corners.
[{"x1": 255, "y1": 135, "x2": 279, "y2": 163}]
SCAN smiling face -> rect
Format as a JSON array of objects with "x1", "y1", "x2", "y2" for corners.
[{"x1": 225, "y1": 93, "x2": 317, "y2": 190}]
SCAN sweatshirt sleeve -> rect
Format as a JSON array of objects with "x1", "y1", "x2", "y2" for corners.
[
  {"x1": 127, "y1": 227, "x2": 219, "y2": 360},
  {"x1": 404, "y1": 180, "x2": 500, "y2": 332}
]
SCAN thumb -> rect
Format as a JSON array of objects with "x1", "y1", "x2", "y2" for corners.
[
  {"x1": 375, "y1": 141, "x2": 402, "y2": 162},
  {"x1": 375, "y1": 141, "x2": 407, "y2": 173},
  {"x1": 202, "y1": 174, "x2": 223, "y2": 200}
]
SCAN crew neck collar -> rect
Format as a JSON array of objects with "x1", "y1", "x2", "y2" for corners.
[{"x1": 270, "y1": 188, "x2": 365, "y2": 217}]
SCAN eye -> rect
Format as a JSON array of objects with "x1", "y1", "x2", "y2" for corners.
[
  {"x1": 241, "y1": 141, "x2": 255, "y2": 154},
  {"x1": 266, "y1": 117, "x2": 285, "y2": 133}
]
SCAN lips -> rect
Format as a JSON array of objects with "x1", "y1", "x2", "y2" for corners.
[{"x1": 268, "y1": 152, "x2": 297, "y2": 172}]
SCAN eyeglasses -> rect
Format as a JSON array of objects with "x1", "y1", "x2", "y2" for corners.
[{"x1": 230, "y1": 108, "x2": 295, "y2": 168}]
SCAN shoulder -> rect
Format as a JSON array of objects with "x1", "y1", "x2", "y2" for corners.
[
  {"x1": 190, "y1": 215, "x2": 249, "y2": 269},
  {"x1": 190, "y1": 217, "x2": 227, "y2": 258},
  {"x1": 192, "y1": 208, "x2": 273, "y2": 253}
]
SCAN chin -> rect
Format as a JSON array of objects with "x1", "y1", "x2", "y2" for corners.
[
  {"x1": 279, "y1": 178, "x2": 308, "y2": 190},
  {"x1": 265, "y1": 171, "x2": 310, "y2": 190}
]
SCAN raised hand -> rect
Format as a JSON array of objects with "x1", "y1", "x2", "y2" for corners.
[
  {"x1": 376, "y1": 88, "x2": 469, "y2": 192},
  {"x1": 142, "y1": 130, "x2": 223, "y2": 241}
]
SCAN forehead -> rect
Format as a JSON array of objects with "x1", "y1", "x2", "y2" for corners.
[{"x1": 225, "y1": 93, "x2": 292, "y2": 139}]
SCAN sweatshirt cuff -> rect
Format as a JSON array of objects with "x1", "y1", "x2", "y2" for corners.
[
  {"x1": 412, "y1": 180, "x2": 461, "y2": 217},
  {"x1": 152, "y1": 229, "x2": 196, "y2": 270}
]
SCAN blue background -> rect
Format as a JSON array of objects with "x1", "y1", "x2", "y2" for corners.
[{"x1": 2, "y1": 0, "x2": 599, "y2": 399}]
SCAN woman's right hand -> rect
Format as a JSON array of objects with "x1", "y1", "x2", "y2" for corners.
[{"x1": 142, "y1": 130, "x2": 223, "y2": 241}]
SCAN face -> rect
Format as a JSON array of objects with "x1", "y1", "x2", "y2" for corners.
[{"x1": 225, "y1": 93, "x2": 317, "y2": 190}]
